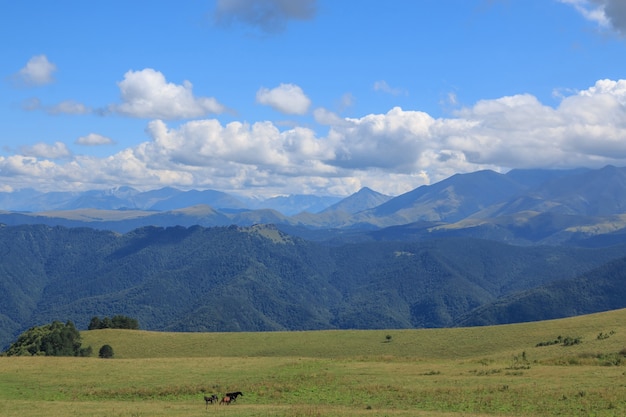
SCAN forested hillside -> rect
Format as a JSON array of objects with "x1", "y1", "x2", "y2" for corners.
[
  {"x1": 2, "y1": 223, "x2": 626, "y2": 350},
  {"x1": 458, "y1": 255, "x2": 626, "y2": 326}
]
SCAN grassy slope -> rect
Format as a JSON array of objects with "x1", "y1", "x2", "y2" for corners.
[
  {"x1": 81, "y1": 308, "x2": 626, "y2": 360},
  {"x1": 2, "y1": 309, "x2": 626, "y2": 417}
]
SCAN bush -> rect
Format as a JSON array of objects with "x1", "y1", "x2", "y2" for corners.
[
  {"x1": 79, "y1": 345, "x2": 93, "y2": 357},
  {"x1": 98, "y1": 344, "x2": 114, "y2": 359}
]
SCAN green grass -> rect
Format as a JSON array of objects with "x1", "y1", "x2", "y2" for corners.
[{"x1": 2, "y1": 309, "x2": 626, "y2": 416}]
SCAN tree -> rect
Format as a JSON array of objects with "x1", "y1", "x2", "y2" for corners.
[
  {"x1": 111, "y1": 315, "x2": 139, "y2": 330},
  {"x1": 101, "y1": 317, "x2": 113, "y2": 329},
  {"x1": 88, "y1": 316, "x2": 102, "y2": 330},
  {"x1": 98, "y1": 344, "x2": 114, "y2": 359},
  {"x1": 5, "y1": 321, "x2": 91, "y2": 357}
]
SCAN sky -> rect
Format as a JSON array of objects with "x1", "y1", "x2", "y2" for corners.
[{"x1": 1, "y1": 0, "x2": 626, "y2": 198}]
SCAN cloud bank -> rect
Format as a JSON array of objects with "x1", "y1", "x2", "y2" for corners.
[{"x1": 2, "y1": 79, "x2": 626, "y2": 197}]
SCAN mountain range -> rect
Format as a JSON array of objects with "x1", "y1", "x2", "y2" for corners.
[
  {"x1": 3, "y1": 165, "x2": 626, "y2": 350},
  {"x1": 3, "y1": 165, "x2": 626, "y2": 246}
]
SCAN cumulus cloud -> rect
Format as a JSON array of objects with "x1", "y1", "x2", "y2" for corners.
[
  {"x1": 214, "y1": 0, "x2": 317, "y2": 33},
  {"x1": 560, "y1": 0, "x2": 626, "y2": 35},
  {"x1": 327, "y1": 107, "x2": 434, "y2": 172},
  {"x1": 111, "y1": 69, "x2": 225, "y2": 119},
  {"x1": 144, "y1": 118, "x2": 332, "y2": 171},
  {"x1": 14, "y1": 55, "x2": 56, "y2": 86},
  {"x1": 4, "y1": 79, "x2": 626, "y2": 196},
  {"x1": 256, "y1": 83, "x2": 311, "y2": 114},
  {"x1": 75, "y1": 133, "x2": 115, "y2": 146}
]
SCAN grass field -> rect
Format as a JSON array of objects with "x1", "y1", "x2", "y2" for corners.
[{"x1": 2, "y1": 309, "x2": 626, "y2": 416}]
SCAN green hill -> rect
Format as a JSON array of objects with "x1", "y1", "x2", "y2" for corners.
[{"x1": 81, "y1": 307, "x2": 626, "y2": 360}]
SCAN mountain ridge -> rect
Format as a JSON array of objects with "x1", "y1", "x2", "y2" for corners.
[{"x1": 3, "y1": 166, "x2": 626, "y2": 245}]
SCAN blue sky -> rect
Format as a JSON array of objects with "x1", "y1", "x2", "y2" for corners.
[{"x1": 1, "y1": 0, "x2": 626, "y2": 198}]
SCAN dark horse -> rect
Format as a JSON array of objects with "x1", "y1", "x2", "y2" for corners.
[
  {"x1": 226, "y1": 391, "x2": 243, "y2": 402},
  {"x1": 204, "y1": 394, "x2": 218, "y2": 408}
]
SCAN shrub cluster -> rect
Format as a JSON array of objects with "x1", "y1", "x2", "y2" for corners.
[
  {"x1": 597, "y1": 330, "x2": 616, "y2": 340},
  {"x1": 536, "y1": 335, "x2": 582, "y2": 347}
]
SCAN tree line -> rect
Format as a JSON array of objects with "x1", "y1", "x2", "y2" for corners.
[{"x1": 88, "y1": 315, "x2": 139, "y2": 330}]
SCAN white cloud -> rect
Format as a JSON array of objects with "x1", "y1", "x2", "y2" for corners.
[
  {"x1": 373, "y1": 80, "x2": 408, "y2": 96},
  {"x1": 578, "y1": 78, "x2": 626, "y2": 103},
  {"x1": 111, "y1": 69, "x2": 225, "y2": 119},
  {"x1": 19, "y1": 142, "x2": 71, "y2": 159},
  {"x1": 75, "y1": 133, "x2": 115, "y2": 146},
  {"x1": 15, "y1": 55, "x2": 56, "y2": 86},
  {"x1": 144, "y1": 118, "x2": 332, "y2": 171},
  {"x1": 4, "y1": 78, "x2": 626, "y2": 197},
  {"x1": 214, "y1": 0, "x2": 317, "y2": 33},
  {"x1": 313, "y1": 108, "x2": 350, "y2": 126},
  {"x1": 256, "y1": 83, "x2": 311, "y2": 115},
  {"x1": 327, "y1": 107, "x2": 434, "y2": 172},
  {"x1": 21, "y1": 98, "x2": 91, "y2": 115},
  {"x1": 47, "y1": 100, "x2": 91, "y2": 115}
]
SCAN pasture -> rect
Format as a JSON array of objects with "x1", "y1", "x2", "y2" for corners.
[{"x1": 2, "y1": 309, "x2": 626, "y2": 416}]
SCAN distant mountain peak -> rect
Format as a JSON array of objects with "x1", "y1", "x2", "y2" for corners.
[{"x1": 322, "y1": 187, "x2": 392, "y2": 214}]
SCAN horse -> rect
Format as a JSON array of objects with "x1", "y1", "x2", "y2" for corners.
[
  {"x1": 204, "y1": 394, "x2": 218, "y2": 408},
  {"x1": 226, "y1": 391, "x2": 243, "y2": 402},
  {"x1": 220, "y1": 395, "x2": 232, "y2": 405}
]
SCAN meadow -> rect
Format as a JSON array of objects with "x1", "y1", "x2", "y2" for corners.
[{"x1": 2, "y1": 309, "x2": 626, "y2": 416}]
